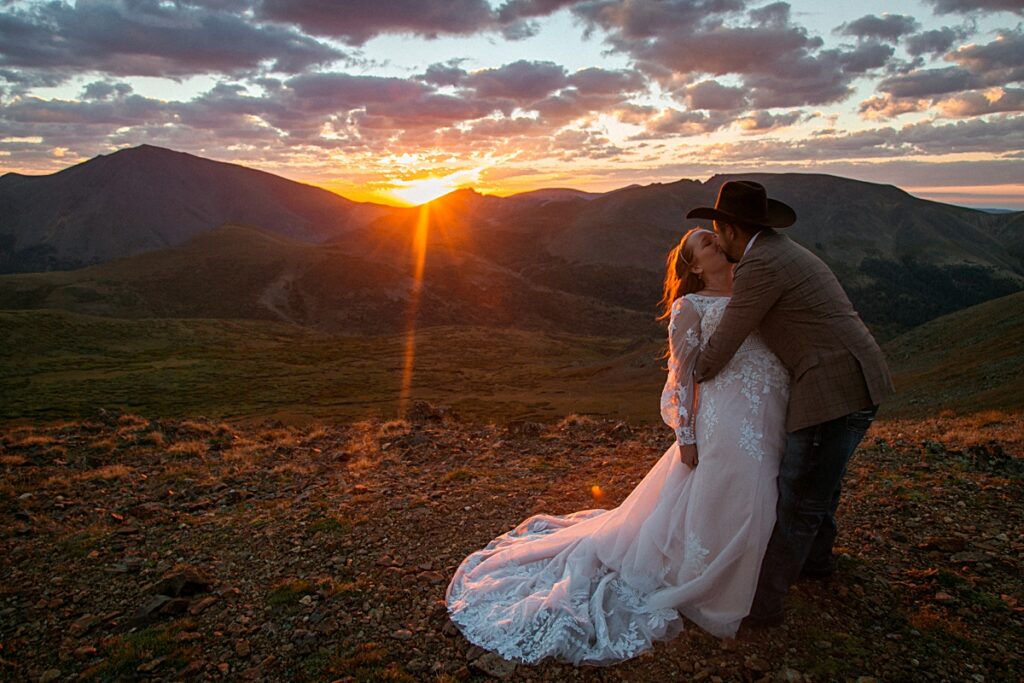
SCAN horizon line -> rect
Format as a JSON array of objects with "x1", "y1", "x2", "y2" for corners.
[{"x1": 3, "y1": 144, "x2": 1023, "y2": 212}]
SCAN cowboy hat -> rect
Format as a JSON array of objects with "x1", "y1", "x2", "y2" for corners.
[{"x1": 686, "y1": 180, "x2": 796, "y2": 228}]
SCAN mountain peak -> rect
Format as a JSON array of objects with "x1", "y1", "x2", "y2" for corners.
[
  {"x1": 428, "y1": 187, "x2": 490, "y2": 207},
  {"x1": 105, "y1": 144, "x2": 199, "y2": 163},
  {"x1": 0, "y1": 144, "x2": 373, "y2": 272},
  {"x1": 109, "y1": 143, "x2": 178, "y2": 157},
  {"x1": 440, "y1": 187, "x2": 483, "y2": 199}
]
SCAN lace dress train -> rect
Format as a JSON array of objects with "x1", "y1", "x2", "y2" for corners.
[{"x1": 445, "y1": 294, "x2": 789, "y2": 665}]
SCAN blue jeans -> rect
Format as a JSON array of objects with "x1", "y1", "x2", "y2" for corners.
[{"x1": 749, "y1": 405, "x2": 879, "y2": 620}]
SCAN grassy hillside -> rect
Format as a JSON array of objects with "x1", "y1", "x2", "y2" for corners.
[
  {"x1": 0, "y1": 224, "x2": 659, "y2": 338},
  {"x1": 882, "y1": 290, "x2": 1024, "y2": 417},
  {"x1": 0, "y1": 309, "x2": 665, "y2": 424},
  {"x1": 3, "y1": 290, "x2": 1021, "y2": 425}
]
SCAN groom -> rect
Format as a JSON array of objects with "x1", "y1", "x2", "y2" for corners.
[{"x1": 687, "y1": 180, "x2": 894, "y2": 627}]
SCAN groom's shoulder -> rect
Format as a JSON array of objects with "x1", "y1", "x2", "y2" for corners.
[
  {"x1": 746, "y1": 230, "x2": 836, "y2": 283},
  {"x1": 740, "y1": 229, "x2": 791, "y2": 267},
  {"x1": 758, "y1": 229, "x2": 796, "y2": 252},
  {"x1": 746, "y1": 228, "x2": 787, "y2": 254}
]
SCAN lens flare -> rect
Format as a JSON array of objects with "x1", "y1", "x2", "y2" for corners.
[
  {"x1": 590, "y1": 484, "x2": 605, "y2": 503},
  {"x1": 398, "y1": 204, "x2": 431, "y2": 418}
]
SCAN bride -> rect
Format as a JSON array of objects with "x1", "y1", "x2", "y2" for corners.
[{"x1": 445, "y1": 228, "x2": 790, "y2": 665}]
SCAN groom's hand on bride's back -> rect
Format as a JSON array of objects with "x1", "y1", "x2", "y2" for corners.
[{"x1": 680, "y1": 443, "x2": 699, "y2": 468}]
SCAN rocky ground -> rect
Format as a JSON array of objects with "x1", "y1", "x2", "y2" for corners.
[{"x1": 1, "y1": 406, "x2": 1021, "y2": 682}]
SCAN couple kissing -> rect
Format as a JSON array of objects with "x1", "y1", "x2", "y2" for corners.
[{"x1": 445, "y1": 180, "x2": 894, "y2": 665}]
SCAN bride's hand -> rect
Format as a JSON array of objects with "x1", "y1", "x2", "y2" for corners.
[{"x1": 680, "y1": 443, "x2": 699, "y2": 468}]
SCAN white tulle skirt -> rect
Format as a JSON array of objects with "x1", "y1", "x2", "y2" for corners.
[{"x1": 446, "y1": 349, "x2": 789, "y2": 666}]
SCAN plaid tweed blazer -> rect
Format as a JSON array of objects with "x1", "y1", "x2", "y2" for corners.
[{"x1": 695, "y1": 229, "x2": 894, "y2": 432}]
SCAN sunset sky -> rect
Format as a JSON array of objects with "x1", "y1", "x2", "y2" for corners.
[{"x1": 1, "y1": 0, "x2": 1022, "y2": 207}]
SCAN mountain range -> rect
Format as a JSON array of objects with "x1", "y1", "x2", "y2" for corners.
[{"x1": 2, "y1": 145, "x2": 1022, "y2": 338}]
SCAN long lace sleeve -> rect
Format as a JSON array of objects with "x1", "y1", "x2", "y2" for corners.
[{"x1": 661, "y1": 296, "x2": 701, "y2": 446}]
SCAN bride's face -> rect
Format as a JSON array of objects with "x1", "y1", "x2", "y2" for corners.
[{"x1": 690, "y1": 229, "x2": 728, "y2": 272}]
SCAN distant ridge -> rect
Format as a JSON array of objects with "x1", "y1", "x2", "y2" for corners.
[
  {"x1": 0, "y1": 145, "x2": 392, "y2": 272},
  {"x1": 506, "y1": 188, "x2": 600, "y2": 202}
]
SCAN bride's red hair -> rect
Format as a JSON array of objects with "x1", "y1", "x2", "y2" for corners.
[{"x1": 658, "y1": 227, "x2": 705, "y2": 321}]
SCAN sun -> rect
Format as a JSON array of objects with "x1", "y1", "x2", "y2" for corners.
[{"x1": 390, "y1": 176, "x2": 458, "y2": 206}]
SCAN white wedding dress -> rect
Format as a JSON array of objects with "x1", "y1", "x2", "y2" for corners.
[{"x1": 446, "y1": 294, "x2": 790, "y2": 665}]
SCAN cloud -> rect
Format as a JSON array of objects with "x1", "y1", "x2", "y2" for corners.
[
  {"x1": 0, "y1": 82, "x2": 295, "y2": 159},
  {"x1": 898, "y1": 115, "x2": 1024, "y2": 154},
  {"x1": 606, "y1": 14, "x2": 822, "y2": 80},
  {"x1": 494, "y1": 0, "x2": 582, "y2": 38},
  {"x1": 0, "y1": 51, "x2": 653, "y2": 165},
  {"x1": 286, "y1": 72, "x2": 431, "y2": 110},
  {"x1": 178, "y1": 0, "x2": 256, "y2": 10},
  {"x1": 81, "y1": 81, "x2": 135, "y2": 101},
  {"x1": 0, "y1": 72, "x2": 461, "y2": 157},
  {"x1": 0, "y1": 0, "x2": 343, "y2": 85},
  {"x1": 741, "y1": 54, "x2": 853, "y2": 109},
  {"x1": 532, "y1": 89, "x2": 630, "y2": 125},
  {"x1": 936, "y1": 88, "x2": 1024, "y2": 117},
  {"x1": 359, "y1": 92, "x2": 498, "y2": 130},
  {"x1": 747, "y1": 1, "x2": 790, "y2": 26},
  {"x1": 257, "y1": 0, "x2": 495, "y2": 44},
  {"x1": 463, "y1": 60, "x2": 568, "y2": 102},
  {"x1": 949, "y1": 29, "x2": 1024, "y2": 82},
  {"x1": 256, "y1": 0, "x2": 587, "y2": 44},
  {"x1": 611, "y1": 103, "x2": 659, "y2": 126},
  {"x1": 838, "y1": 41, "x2": 895, "y2": 73},
  {"x1": 418, "y1": 64, "x2": 646, "y2": 127},
  {"x1": 571, "y1": 0, "x2": 893, "y2": 109},
  {"x1": 454, "y1": 115, "x2": 546, "y2": 139},
  {"x1": 573, "y1": 0, "x2": 746, "y2": 41},
  {"x1": 632, "y1": 108, "x2": 732, "y2": 138},
  {"x1": 273, "y1": 72, "x2": 502, "y2": 139},
  {"x1": 878, "y1": 66, "x2": 982, "y2": 98},
  {"x1": 550, "y1": 127, "x2": 622, "y2": 159},
  {"x1": 699, "y1": 115, "x2": 1024, "y2": 161},
  {"x1": 682, "y1": 80, "x2": 747, "y2": 111},
  {"x1": 174, "y1": 85, "x2": 283, "y2": 137},
  {"x1": 697, "y1": 127, "x2": 908, "y2": 161},
  {"x1": 566, "y1": 67, "x2": 646, "y2": 96},
  {"x1": 905, "y1": 26, "x2": 968, "y2": 57},
  {"x1": 2, "y1": 93, "x2": 170, "y2": 127},
  {"x1": 836, "y1": 14, "x2": 918, "y2": 43},
  {"x1": 418, "y1": 62, "x2": 469, "y2": 87},
  {"x1": 923, "y1": 0, "x2": 1023, "y2": 15},
  {"x1": 496, "y1": 0, "x2": 582, "y2": 21},
  {"x1": 0, "y1": 67, "x2": 65, "y2": 95},
  {"x1": 869, "y1": 29, "x2": 1024, "y2": 119},
  {"x1": 858, "y1": 94, "x2": 928, "y2": 120},
  {"x1": 737, "y1": 110, "x2": 805, "y2": 133}
]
